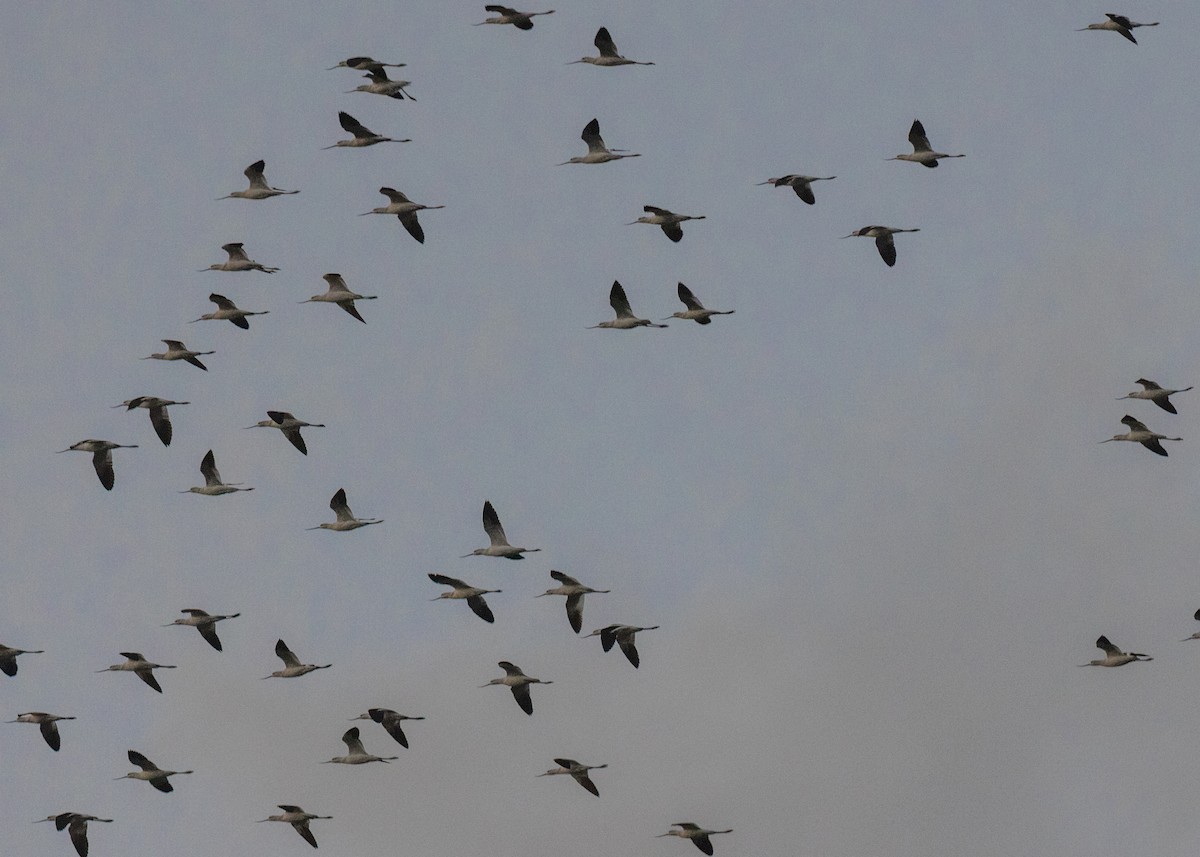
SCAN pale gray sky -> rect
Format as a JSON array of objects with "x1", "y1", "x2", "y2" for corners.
[{"x1": 3, "y1": 3, "x2": 1198, "y2": 857}]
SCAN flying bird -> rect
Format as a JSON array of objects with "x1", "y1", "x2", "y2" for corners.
[
  {"x1": 188, "y1": 293, "x2": 268, "y2": 329},
  {"x1": 628, "y1": 205, "x2": 706, "y2": 242},
  {"x1": 300, "y1": 273, "x2": 378, "y2": 324},
  {"x1": 322, "y1": 727, "x2": 398, "y2": 764},
  {"x1": 345, "y1": 68, "x2": 415, "y2": 100},
  {"x1": 538, "y1": 758, "x2": 607, "y2": 795},
  {"x1": 8, "y1": 712, "x2": 75, "y2": 751},
  {"x1": 350, "y1": 708, "x2": 425, "y2": 749},
  {"x1": 586, "y1": 624, "x2": 659, "y2": 668},
  {"x1": 665, "y1": 283, "x2": 734, "y2": 325},
  {"x1": 1100, "y1": 414, "x2": 1181, "y2": 456},
  {"x1": 429, "y1": 573, "x2": 501, "y2": 623},
  {"x1": 1078, "y1": 13, "x2": 1156, "y2": 43},
  {"x1": 1079, "y1": 635, "x2": 1152, "y2": 666},
  {"x1": 263, "y1": 639, "x2": 331, "y2": 679},
  {"x1": 536, "y1": 570, "x2": 609, "y2": 633},
  {"x1": 559, "y1": 118, "x2": 640, "y2": 165},
  {"x1": 463, "y1": 500, "x2": 540, "y2": 558},
  {"x1": 840, "y1": 226, "x2": 920, "y2": 267},
  {"x1": 889, "y1": 120, "x2": 964, "y2": 167},
  {"x1": 114, "y1": 750, "x2": 193, "y2": 793},
  {"x1": 658, "y1": 823, "x2": 734, "y2": 856},
  {"x1": 257, "y1": 805, "x2": 331, "y2": 849},
  {"x1": 218, "y1": 160, "x2": 299, "y2": 200},
  {"x1": 57, "y1": 440, "x2": 137, "y2": 490},
  {"x1": 359, "y1": 187, "x2": 445, "y2": 243},
  {"x1": 328, "y1": 56, "x2": 406, "y2": 72},
  {"x1": 1118, "y1": 379, "x2": 1193, "y2": 414},
  {"x1": 324, "y1": 111, "x2": 411, "y2": 148},
  {"x1": 0, "y1": 644, "x2": 44, "y2": 677},
  {"x1": 308, "y1": 488, "x2": 382, "y2": 531},
  {"x1": 589, "y1": 280, "x2": 667, "y2": 329},
  {"x1": 142, "y1": 340, "x2": 214, "y2": 371},
  {"x1": 756, "y1": 174, "x2": 836, "y2": 205},
  {"x1": 96, "y1": 653, "x2": 176, "y2": 693},
  {"x1": 481, "y1": 661, "x2": 552, "y2": 715},
  {"x1": 245, "y1": 411, "x2": 325, "y2": 455},
  {"x1": 113, "y1": 397, "x2": 187, "y2": 447},
  {"x1": 181, "y1": 449, "x2": 253, "y2": 495},
  {"x1": 474, "y1": 6, "x2": 555, "y2": 29},
  {"x1": 569, "y1": 27, "x2": 653, "y2": 66},
  {"x1": 199, "y1": 242, "x2": 279, "y2": 273},
  {"x1": 37, "y1": 813, "x2": 112, "y2": 857},
  {"x1": 162, "y1": 609, "x2": 240, "y2": 652}
]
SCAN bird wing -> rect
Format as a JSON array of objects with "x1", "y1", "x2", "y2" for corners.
[
  {"x1": 1096, "y1": 635, "x2": 1121, "y2": 656},
  {"x1": 209, "y1": 293, "x2": 238, "y2": 311},
  {"x1": 581, "y1": 118, "x2": 606, "y2": 153},
  {"x1": 467, "y1": 594, "x2": 495, "y2": 623},
  {"x1": 92, "y1": 448, "x2": 115, "y2": 490},
  {"x1": 511, "y1": 683, "x2": 534, "y2": 715},
  {"x1": 1136, "y1": 378, "x2": 1162, "y2": 390},
  {"x1": 677, "y1": 283, "x2": 704, "y2": 311},
  {"x1": 276, "y1": 639, "x2": 301, "y2": 667},
  {"x1": 338, "y1": 299, "x2": 368, "y2": 323},
  {"x1": 1142, "y1": 438, "x2": 1170, "y2": 456},
  {"x1": 181, "y1": 608, "x2": 211, "y2": 616},
  {"x1": 599, "y1": 625, "x2": 620, "y2": 652},
  {"x1": 377, "y1": 714, "x2": 409, "y2": 748},
  {"x1": 874, "y1": 233, "x2": 897, "y2": 267},
  {"x1": 792, "y1": 182, "x2": 816, "y2": 204},
  {"x1": 616, "y1": 634, "x2": 641, "y2": 668},
  {"x1": 1121, "y1": 415, "x2": 1150, "y2": 432},
  {"x1": 609, "y1": 281, "x2": 635, "y2": 318},
  {"x1": 150, "y1": 776, "x2": 174, "y2": 793},
  {"x1": 162, "y1": 339, "x2": 186, "y2": 350},
  {"x1": 338, "y1": 111, "x2": 372, "y2": 137},
  {"x1": 908, "y1": 120, "x2": 932, "y2": 152},
  {"x1": 128, "y1": 750, "x2": 156, "y2": 770},
  {"x1": 200, "y1": 449, "x2": 222, "y2": 485},
  {"x1": 549, "y1": 570, "x2": 579, "y2": 585},
  {"x1": 1106, "y1": 13, "x2": 1134, "y2": 28},
  {"x1": 148, "y1": 405, "x2": 173, "y2": 446},
  {"x1": 694, "y1": 834, "x2": 715, "y2": 856},
  {"x1": 245, "y1": 160, "x2": 268, "y2": 189},
  {"x1": 565, "y1": 594, "x2": 584, "y2": 633},
  {"x1": 342, "y1": 727, "x2": 367, "y2": 754},
  {"x1": 594, "y1": 27, "x2": 619, "y2": 57},
  {"x1": 574, "y1": 771, "x2": 600, "y2": 795},
  {"x1": 267, "y1": 410, "x2": 295, "y2": 423},
  {"x1": 662, "y1": 222, "x2": 684, "y2": 242},
  {"x1": 1155, "y1": 398, "x2": 1179, "y2": 415},
  {"x1": 222, "y1": 243, "x2": 249, "y2": 260},
  {"x1": 197, "y1": 622, "x2": 224, "y2": 651},
  {"x1": 41, "y1": 719, "x2": 62, "y2": 751},
  {"x1": 330, "y1": 488, "x2": 354, "y2": 521},
  {"x1": 137, "y1": 669, "x2": 164, "y2": 693},
  {"x1": 644, "y1": 205, "x2": 671, "y2": 215},
  {"x1": 0, "y1": 657, "x2": 16, "y2": 676},
  {"x1": 498, "y1": 660, "x2": 525, "y2": 676},
  {"x1": 397, "y1": 211, "x2": 425, "y2": 244},
  {"x1": 486, "y1": 5, "x2": 518, "y2": 12},
  {"x1": 430, "y1": 573, "x2": 469, "y2": 588},
  {"x1": 68, "y1": 819, "x2": 90, "y2": 857},
  {"x1": 120, "y1": 651, "x2": 145, "y2": 660},
  {"x1": 294, "y1": 821, "x2": 319, "y2": 848},
  {"x1": 483, "y1": 501, "x2": 510, "y2": 546},
  {"x1": 379, "y1": 187, "x2": 410, "y2": 203}
]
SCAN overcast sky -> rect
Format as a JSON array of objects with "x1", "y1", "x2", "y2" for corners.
[{"x1": 3, "y1": 3, "x2": 1198, "y2": 857}]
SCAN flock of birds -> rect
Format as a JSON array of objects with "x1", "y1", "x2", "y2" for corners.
[{"x1": 8, "y1": 6, "x2": 1179, "y2": 856}]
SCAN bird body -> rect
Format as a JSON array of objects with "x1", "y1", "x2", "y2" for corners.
[
  {"x1": 537, "y1": 570, "x2": 609, "y2": 633},
  {"x1": 587, "y1": 624, "x2": 659, "y2": 668},
  {"x1": 114, "y1": 397, "x2": 187, "y2": 447},
  {"x1": 322, "y1": 727, "x2": 398, "y2": 764},
  {"x1": 756, "y1": 174, "x2": 836, "y2": 205},
  {"x1": 475, "y1": 5, "x2": 555, "y2": 29},
  {"x1": 666, "y1": 283, "x2": 734, "y2": 325},
  {"x1": 258, "y1": 805, "x2": 331, "y2": 849},
  {"x1": 96, "y1": 653, "x2": 175, "y2": 693},
  {"x1": 325, "y1": 111, "x2": 411, "y2": 148},
  {"x1": 182, "y1": 449, "x2": 253, "y2": 495},
  {"x1": 351, "y1": 708, "x2": 425, "y2": 748},
  {"x1": 628, "y1": 205, "x2": 705, "y2": 242},
  {"x1": 538, "y1": 758, "x2": 607, "y2": 795},
  {"x1": 359, "y1": 187, "x2": 444, "y2": 243},
  {"x1": 463, "y1": 500, "x2": 540, "y2": 558},
  {"x1": 200, "y1": 242, "x2": 279, "y2": 272},
  {"x1": 658, "y1": 823, "x2": 734, "y2": 856},
  {"x1": 264, "y1": 639, "x2": 331, "y2": 678},
  {"x1": 429, "y1": 573, "x2": 501, "y2": 623},
  {"x1": 1118, "y1": 379, "x2": 1192, "y2": 414},
  {"x1": 308, "y1": 487, "x2": 382, "y2": 531},
  {"x1": 559, "y1": 117, "x2": 640, "y2": 164},
  {"x1": 57, "y1": 440, "x2": 137, "y2": 490},
  {"x1": 301, "y1": 273, "x2": 378, "y2": 324},
  {"x1": 481, "y1": 661, "x2": 552, "y2": 715},
  {"x1": 841, "y1": 226, "x2": 919, "y2": 267},
  {"x1": 219, "y1": 160, "x2": 298, "y2": 199},
  {"x1": 1100, "y1": 414, "x2": 1181, "y2": 456},
  {"x1": 143, "y1": 340, "x2": 214, "y2": 371},
  {"x1": 1080, "y1": 635, "x2": 1152, "y2": 666},
  {"x1": 889, "y1": 120, "x2": 963, "y2": 167},
  {"x1": 8, "y1": 712, "x2": 74, "y2": 750},
  {"x1": 346, "y1": 69, "x2": 415, "y2": 100},
  {"x1": 245, "y1": 411, "x2": 325, "y2": 454},
  {"x1": 115, "y1": 750, "x2": 192, "y2": 792},
  {"x1": 162, "y1": 609, "x2": 239, "y2": 651},
  {"x1": 570, "y1": 27, "x2": 652, "y2": 65},
  {"x1": 328, "y1": 56, "x2": 406, "y2": 72},
  {"x1": 590, "y1": 280, "x2": 667, "y2": 329}
]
